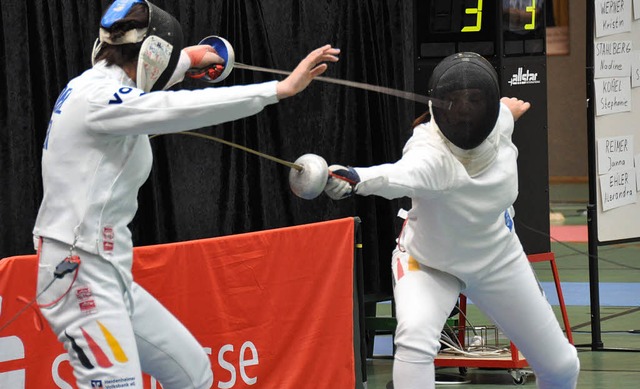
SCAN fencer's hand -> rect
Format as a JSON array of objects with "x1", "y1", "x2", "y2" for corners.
[
  {"x1": 276, "y1": 45, "x2": 340, "y2": 99},
  {"x1": 501, "y1": 97, "x2": 531, "y2": 121},
  {"x1": 324, "y1": 164, "x2": 360, "y2": 200},
  {"x1": 183, "y1": 45, "x2": 225, "y2": 69}
]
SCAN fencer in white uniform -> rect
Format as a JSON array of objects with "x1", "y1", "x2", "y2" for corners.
[
  {"x1": 325, "y1": 52, "x2": 579, "y2": 389},
  {"x1": 32, "y1": 1, "x2": 339, "y2": 388}
]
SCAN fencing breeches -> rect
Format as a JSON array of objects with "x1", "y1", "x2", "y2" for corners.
[
  {"x1": 391, "y1": 248, "x2": 579, "y2": 389},
  {"x1": 36, "y1": 238, "x2": 213, "y2": 389}
]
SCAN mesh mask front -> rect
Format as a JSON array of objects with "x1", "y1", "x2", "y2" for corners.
[
  {"x1": 139, "y1": 1, "x2": 183, "y2": 92},
  {"x1": 94, "y1": 0, "x2": 184, "y2": 92},
  {"x1": 428, "y1": 53, "x2": 500, "y2": 150}
]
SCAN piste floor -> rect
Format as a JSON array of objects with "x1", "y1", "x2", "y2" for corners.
[{"x1": 365, "y1": 183, "x2": 640, "y2": 388}]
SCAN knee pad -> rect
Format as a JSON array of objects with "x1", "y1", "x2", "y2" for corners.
[{"x1": 394, "y1": 320, "x2": 442, "y2": 363}]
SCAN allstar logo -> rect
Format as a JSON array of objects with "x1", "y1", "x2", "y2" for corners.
[{"x1": 508, "y1": 67, "x2": 540, "y2": 86}]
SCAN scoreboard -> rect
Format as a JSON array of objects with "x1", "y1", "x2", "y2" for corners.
[
  {"x1": 415, "y1": 0, "x2": 550, "y2": 254},
  {"x1": 415, "y1": 0, "x2": 544, "y2": 57}
]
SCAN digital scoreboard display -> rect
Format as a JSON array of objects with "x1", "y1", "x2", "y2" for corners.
[
  {"x1": 502, "y1": 0, "x2": 546, "y2": 55},
  {"x1": 503, "y1": 0, "x2": 543, "y2": 33},
  {"x1": 416, "y1": 0, "x2": 545, "y2": 58},
  {"x1": 416, "y1": 0, "x2": 497, "y2": 40}
]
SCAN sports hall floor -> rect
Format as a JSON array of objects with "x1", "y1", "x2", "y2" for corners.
[{"x1": 365, "y1": 182, "x2": 640, "y2": 388}]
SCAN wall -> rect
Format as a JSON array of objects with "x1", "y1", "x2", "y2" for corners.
[{"x1": 547, "y1": 0, "x2": 588, "y2": 179}]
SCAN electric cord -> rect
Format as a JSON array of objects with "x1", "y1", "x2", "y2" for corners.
[
  {"x1": 519, "y1": 221, "x2": 640, "y2": 334},
  {"x1": 0, "y1": 278, "x2": 55, "y2": 333},
  {"x1": 572, "y1": 330, "x2": 640, "y2": 334},
  {"x1": 438, "y1": 335, "x2": 510, "y2": 358},
  {"x1": 0, "y1": 257, "x2": 80, "y2": 333},
  {"x1": 518, "y1": 220, "x2": 640, "y2": 271},
  {"x1": 441, "y1": 323, "x2": 464, "y2": 350},
  {"x1": 439, "y1": 306, "x2": 516, "y2": 357},
  {"x1": 452, "y1": 304, "x2": 481, "y2": 337},
  {"x1": 440, "y1": 321, "x2": 512, "y2": 357}
]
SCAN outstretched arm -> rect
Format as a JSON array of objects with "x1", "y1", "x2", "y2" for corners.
[
  {"x1": 324, "y1": 146, "x2": 455, "y2": 201},
  {"x1": 87, "y1": 45, "x2": 340, "y2": 136}
]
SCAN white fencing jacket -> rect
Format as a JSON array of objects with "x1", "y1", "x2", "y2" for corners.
[
  {"x1": 33, "y1": 61, "x2": 278, "y2": 278},
  {"x1": 354, "y1": 103, "x2": 520, "y2": 277}
]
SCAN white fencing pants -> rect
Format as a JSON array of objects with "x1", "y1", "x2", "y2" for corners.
[
  {"x1": 36, "y1": 238, "x2": 213, "y2": 389},
  {"x1": 391, "y1": 248, "x2": 579, "y2": 389}
]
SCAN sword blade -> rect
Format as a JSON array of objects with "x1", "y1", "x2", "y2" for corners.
[{"x1": 234, "y1": 62, "x2": 451, "y2": 110}]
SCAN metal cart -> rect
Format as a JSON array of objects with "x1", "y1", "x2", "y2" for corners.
[{"x1": 435, "y1": 253, "x2": 574, "y2": 385}]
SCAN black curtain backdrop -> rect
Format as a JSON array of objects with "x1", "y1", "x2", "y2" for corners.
[{"x1": 0, "y1": 0, "x2": 416, "y2": 296}]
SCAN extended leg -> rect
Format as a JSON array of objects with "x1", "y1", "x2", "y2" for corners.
[
  {"x1": 391, "y1": 249, "x2": 463, "y2": 389},
  {"x1": 131, "y1": 283, "x2": 213, "y2": 389},
  {"x1": 467, "y1": 254, "x2": 579, "y2": 389}
]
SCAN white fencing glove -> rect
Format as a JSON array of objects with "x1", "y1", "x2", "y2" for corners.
[{"x1": 325, "y1": 165, "x2": 361, "y2": 200}]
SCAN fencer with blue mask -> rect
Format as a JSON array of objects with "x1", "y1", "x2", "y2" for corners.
[
  {"x1": 32, "y1": 0, "x2": 339, "y2": 387},
  {"x1": 325, "y1": 52, "x2": 580, "y2": 389}
]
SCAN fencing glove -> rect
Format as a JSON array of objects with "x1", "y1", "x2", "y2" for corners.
[{"x1": 324, "y1": 165, "x2": 360, "y2": 200}]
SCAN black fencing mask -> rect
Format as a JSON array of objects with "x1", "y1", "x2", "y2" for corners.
[{"x1": 428, "y1": 52, "x2": 500, "y2": 150}]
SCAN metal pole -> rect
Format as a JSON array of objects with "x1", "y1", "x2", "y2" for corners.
[{"x1": 585, "y1": 0, "x2": 604, "y2": 351}]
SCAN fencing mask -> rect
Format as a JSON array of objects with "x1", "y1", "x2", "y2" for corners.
[
  {"x1": 428, "y1": 52, "x2": 500, "y2": 150},
  {"x1": 92, "y1": 0, "x2": 184, "y2": 92}
]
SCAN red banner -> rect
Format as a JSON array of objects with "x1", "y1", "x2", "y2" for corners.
[{"x1": 0, "y1": 218, "x2": 356, "y2": 389}]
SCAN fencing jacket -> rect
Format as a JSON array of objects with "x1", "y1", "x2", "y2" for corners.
[
  {"x1": 354, "y1": 103, "x2": 520, "y2": 276},
  {"x1": 33, "y1": 61, "x2": 278, "y2": 281}
]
